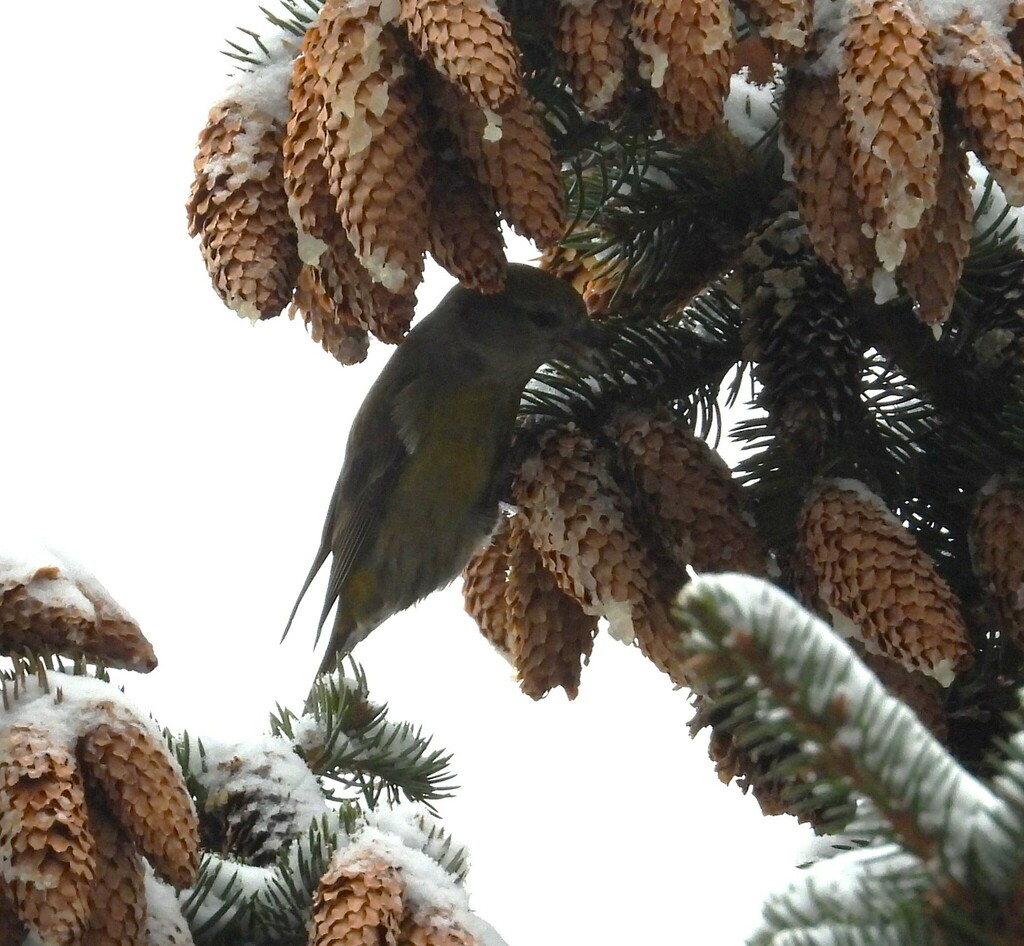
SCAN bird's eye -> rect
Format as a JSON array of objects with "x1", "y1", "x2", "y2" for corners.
[{"x1": 525, "y1": 309, "x2": 559, "y2": 329}]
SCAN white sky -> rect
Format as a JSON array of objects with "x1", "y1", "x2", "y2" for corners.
[{"x1": 0, "y1": 3, "x2": 812, "y2": 942}]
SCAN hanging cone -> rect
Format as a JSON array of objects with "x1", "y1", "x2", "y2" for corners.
[
  {"x1": 734, "y1": 216, "x2": 867, "y2": 458},
  {"x1": 780, "y1": 71, "x2": 874, "y2": 290},
  {"x1": 970, "y1": 475, "x2": 1024, "y2": 651},
  {"x1": 290, "y1": 264, "x2": 372, "y2": 364},
  {"x1": 0, "y1": 554, "x2": 156, "y2": 672},
  {"x1": 283, "y1": 17, "x2": 337, "y2": 265},
  {"x1": 432, "y1": 81, "x2": 566, "y2": 246},
  {"x1": 513, "y1": 427, "x2": 688, "y2": 685},
  {"x1": 794, "y1": 479, "x2": 972, "y2": 685},
  {"x1": 400, "y1": 907, "x2": 477, "y2": 946},
  {"x1": 79, "y1": 711, "x2": 199, "y2": 889},
  {"x1": 612, "y1": 408, "x2": 771, "y2": 576},
  {"x1": 860, "y1": 652, "x2": 948, "y2": 740},
  {"x1": 0, "y1": 725, "x2": 95, "y2": 945},
  {"x1": 741, "y1": 0, "x2": 809, "y2": 60},
  {"x1": 312, "y1": 6, "x2": 431, "y2": 296},
  {"x1": 942, "y1": 17, "x2": 1024, "y2": 206},
  {"x1": 80, "y1": 803, "x2": 146, "y2": 946},
  {"x1": 689, "y1": 691, "x2": 853, "y2": 830},
  {"x1": 506, "y1": 514, "x2": 598, "y2": 700},
  {"x1": 900, "y1": 122, "x2": 973, "y2": 325},
  {"x1": 838, "y1": 0, "x2": 941, "y2": 273},
  {"x1": 310, "y1": 854, "x2": 404, "y2": 946},
  {"x1": 186, "y1": 100, "x2": 299, "y2": 320},
  {"x1": 630, "y1": 0, "x2": 733, "y2": 142},
  {"x1": 555, "y1": 0, "x2": 632, "y2": 118},
  {"x1": 398, "y1": 0, "x2": 521, "y2": 112},
  {"x1": 539, "y1": 244, "x2": 624, "y2": 318},
  {"x1": 462, "y1": 517, "x2": 513, "y2": 658},
  {"x1": 426, "y1": 157, "x2": 507, "y2": 292}
]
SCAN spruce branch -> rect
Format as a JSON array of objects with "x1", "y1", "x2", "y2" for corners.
[
  {"x1": 275, "y1": 663, "x2": 458, "y2": 811},
  {"x1": 672, "y1": 575, "x2": 1010, "y2": 893}
]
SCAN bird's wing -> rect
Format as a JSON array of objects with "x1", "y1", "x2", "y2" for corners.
[{"x1": 281, "y1": 368, "x2": 413, "y2": 644}]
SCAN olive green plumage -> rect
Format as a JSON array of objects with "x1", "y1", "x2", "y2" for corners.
[{"x1": 286, "y1": 264, "x2": 600, "y2": 677}]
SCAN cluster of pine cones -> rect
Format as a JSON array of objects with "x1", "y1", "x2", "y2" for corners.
[
  {"x1": 462, "y1": 407, "x2": 1024, "y2": 814},
  {"x1": 187, "y1": 0, "x2": 1024, "y2": 353}
]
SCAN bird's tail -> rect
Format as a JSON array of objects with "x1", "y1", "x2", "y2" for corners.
[{"x1": 280, "y1": 545, "x2": 331, "y2": 642}]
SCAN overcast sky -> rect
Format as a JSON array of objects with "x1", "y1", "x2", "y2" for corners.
[{"x1": 1, "y1": 3, "x2": 812, "y2": 942}]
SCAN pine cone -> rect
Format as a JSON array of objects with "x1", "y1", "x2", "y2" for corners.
[
  {"x1": 513, "y1": 427, "x2": 687, "y2": 684},
  {"x1": 555, "y1": 0, "x2": 632, "y2": 118},
  {"x1": 838, "y1": 0, "x2": 941, "y2": 272},
  {"x1": 900, "y1": 121, "x2": 973, "y2": 325},
  {"x1": 630, "y1": 0, "x2": 734, "y2": 142},
  {"x1": 506, "y1": 514, "x2": 598, "y2": 700},
  {"x1": 794, "y1": 480, "x2": 972, "y2": 685},
  {"x1": 284, "y1": 17, "x2": 336, "y2": 264},
  {"x1": 462, "y1": 518, "x2": 513, "y2": 658},
  {"x1": 79, "y1": 710, "x2": 199, "y2": 889},
  {"x1": 80, "y1": 802, "x2": 146, "y2": 946},
  {"x1": 860, "y1": 652, "x2": 948, "y2": 740},
  {"x1": 741, "y1": 0, "x2": 810, "y2": 60},
  {"x1": 290, "y1": 264, "x2": 372, "y2": 364},
  {"x1": 971, "y1": 475, "x2": 1024, "y2": 651},
  {"x1": 539, "y1": 244, "x2": 625, "y2": 318},
  {"x1": 432, "y1": 81, "x2": 566, "y2": 246},
  {"x1": 735, "y1": 217, "x2": 866, "y2": 458},
  {"x1": 398, "y1": 0, "x2": 522, "y2": 112},
  {"x1": 0, "y1": 883, "x2": 26, "y2": 944},
  {"x1": 942, "y1": 17, "x2": 1024, "y2": 206},
  {"x1": 310, "y1": 854, "x2": 404, "y2": 946},
  {"x1": 612, "y1": 408, "x2": 771, "y2": 576},
  {"x1": 426, "y1": 157, "x2": 507, "y2": 292},
  {"x1": 780, "y1": 71, "x2": 874, "y2": 290},
  {"x1": 400, "y1": 907, "x2": 477, "y2": 946},
  {"x1": 0, "y1": 550, "x2": 156, "y2": 672},
  {"x1": 186, "y1": 100, "x2": 299, "y2": 320},
  {"x1": 0, "y1": 725, "x2": 95, "y2": 944}
]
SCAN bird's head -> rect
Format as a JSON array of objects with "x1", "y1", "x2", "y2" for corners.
[{"x1": 430, "y1": 263, "x2": 603, "y2": 378}]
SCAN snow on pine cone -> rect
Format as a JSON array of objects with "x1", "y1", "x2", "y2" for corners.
[
  {"x1": 313, "y1": 7, "x2": 432, "y2": 300},
  {"x1": 554, "y1": 0, "x2": 632, "y2": 119},
  {"x1": 80, "y1": 804, "x2": 147, "y2": 946},
  {"x1": 513, "y1": 426, "x2": 688, "y2": 685},
  {"x1": 186, "y1": 98, "x2": 299, "y2": 321},
  {"x1": 397, "y1": 0, "x2": 522, "y2": 112},
  {"x1": 837, "y1": 0, "x2": 941, "y2": 274},
  {"x1": 794, "y1": 479, "x2": 972, "y2": 685},
  {"x1": 78, "y1": 707, "x2": 199, "y2": 889},
  {"x1": 780, "y1": 71, "x2": 875, "y2": 291},
  {"x1": 741, "y1": 0, "x2": 810, "y2": 60},
  {"x1": 629, "y1": 0, "x2": 734, "y2": 142},
  {"x1": 0, "y1": 724, "x2": 96, "y2": 945},
  {"x1": 611, "y1": 408, "x2": 771, "y2": 577},
  {"x1": 400, "y1": 907, "x2": 477, "y2": 946},
  {"x1": 0, "y1": 543, "x2": 156, "y2": 672},
  {"x1": 971, "y1": 475, "x2": 1024, "y2": 651},
  {"x1": 310, "y1": 854, "x2": 404, "y2": 946},
  {"x1": 941, "y1": 17, "x2": 1024, "y2": 206},
  {"x1": 505, "y1": 514, "x2": 598, "y2": 700}
]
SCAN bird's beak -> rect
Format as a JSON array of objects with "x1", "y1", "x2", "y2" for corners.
[{"x1": 556, "y1": 320, "x2": 606, "y2": 373}]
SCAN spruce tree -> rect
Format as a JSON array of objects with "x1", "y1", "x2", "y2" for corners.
[{"x1": 4, "y1": 0, "x2": 1024, "y2": 942}]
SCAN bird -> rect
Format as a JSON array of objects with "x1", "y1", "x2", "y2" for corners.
[{"x1": 284, "y1": 263, "x2": 602, "y2": 678}]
